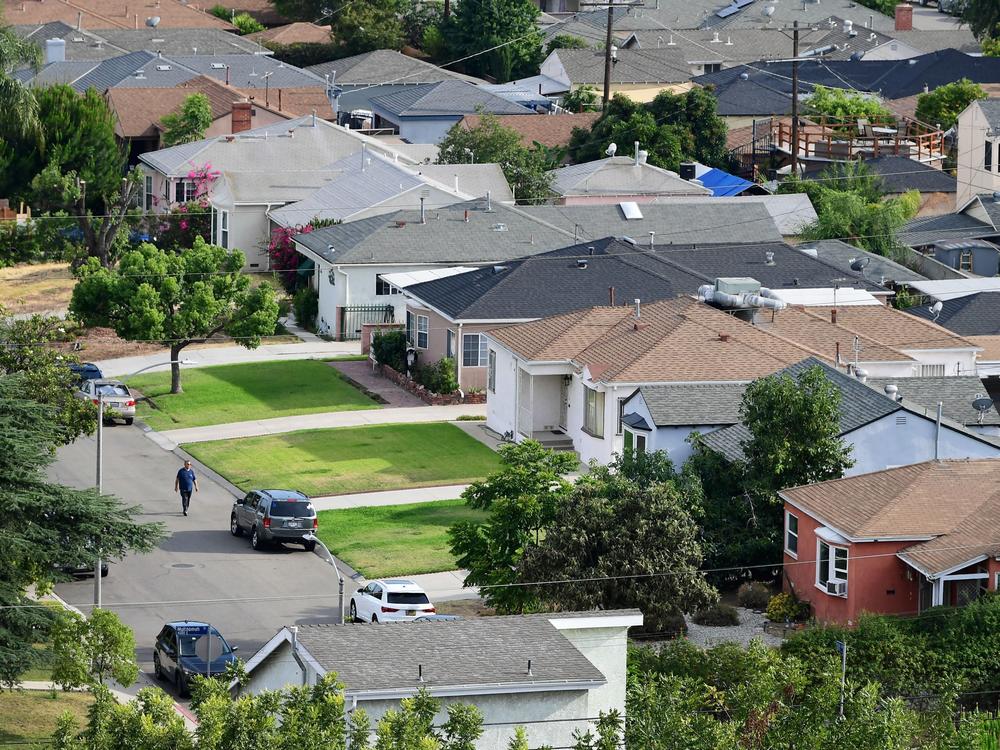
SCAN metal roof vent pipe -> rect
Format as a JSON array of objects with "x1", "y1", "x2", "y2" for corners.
[
  {"x1": 884, "y1": 383, "x2": 898, "y2": 400},
  {"x1": 854, "y1": 367, "x2": 868, "y2": 384},
  {"x1": 486, "y1": 191, "x2": 492, "y2": 211},
  {"x1": 831, "y1": 308, "x2": 838, "y2": 325},
  {"x1": 649, "y1": 231, "x2": 655, "y2": 247},
  {"x1": 577, "y1": 259, "x2": 588, "y2": 269},
  {"x1": 418, "y1": 664, "x2": 425, "y2": 683},
  {"x1": 634, "y1": 141, "x2": 641, "y2": 166},
  {"x1": 634, "y1": 298, "x2": 641, "y2": 319},
  {"x1": 609, "y1": 286, "x2": 616, "y2": 305},
  {"x1": 420, "y1": 196, "x2": 426, "y2": 224},
  {"x1": 765, "y1": 251, "x2": 775, "y2": 265}
]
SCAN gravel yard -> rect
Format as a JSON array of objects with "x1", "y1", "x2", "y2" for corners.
[{"x1": 684, "y1": 607, "x2": 784, "y2": 648}]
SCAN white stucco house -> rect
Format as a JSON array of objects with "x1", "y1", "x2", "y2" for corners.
[{"x1": 237, "y1": 610, "x2": 642, "y2": 750}]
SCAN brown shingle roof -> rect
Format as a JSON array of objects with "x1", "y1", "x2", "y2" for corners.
[
  {"x1": 799, "y1": 305, "x2": 978, "y2": 351},
  {"x1": 4, "y1": 0, "x2": 233, "y2": 30},
  {"x1": 781, "y1": 459, "x2": 1000, "y2": 575},
  {"x1": 245, "y1": 22, "x2": 331, "y2": 45},
  {"x1": 761, "y1": 306, "x2": 913, "y2": 364},
  {"x1": 458, "y1": 113, "x2": 599, "y2": 150},
  {"x1": 244, "y1": 87, "x2": 336, "y2": 119},
  {"x1": 968, "y1": 335, "x2": 1000, "y2": 362}
]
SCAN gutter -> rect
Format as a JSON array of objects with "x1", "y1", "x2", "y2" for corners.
[{"x1": 342, "y1": 678, "x2": 606, "y2": 701}]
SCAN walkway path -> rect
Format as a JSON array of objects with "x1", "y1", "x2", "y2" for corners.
[
  {"x1": 327, "y1": 358, "x2": 425, "y2": 408},
  {"x1": 312, "y1": 484, "x2": 469, "y2": 510},
  {"x1": 97, "y1": 340, "x2": 360, "y2": 377},
  {"x1": 151, "y1": 404, "x2": 487, "y2": 448}
]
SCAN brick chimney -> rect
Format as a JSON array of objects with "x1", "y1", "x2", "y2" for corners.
[
  {"x1": 231, "y1": 101, "x2": 252, "y2": 134},
  {"x1": 894, "y1": 3, "x2": 913, "y2": 31}
]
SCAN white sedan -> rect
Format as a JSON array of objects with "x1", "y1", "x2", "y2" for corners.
[{"x1": 350, "y1": 579, "x2": 436, "y2": 623}]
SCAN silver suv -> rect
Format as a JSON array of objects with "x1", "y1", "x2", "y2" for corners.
[{"x1": 230, "y1": 489, "x2": 317, "y2": 551}]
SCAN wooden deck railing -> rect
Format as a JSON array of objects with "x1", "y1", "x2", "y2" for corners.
[{"x1": 771, "y1": 115, "x2": 945, "y2": 163}]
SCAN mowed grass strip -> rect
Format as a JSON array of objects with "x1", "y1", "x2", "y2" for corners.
[
  {"x1": 185, "y1": 422, "x2": 501, "y2": 496},
  {"x1": 130, "y1": 360, "x2": 378, "y2": 430},
  {"x1": 0, "y1": 691, "x2": 94, "y2": 743},
  {"x1": 316, "y1": 499, "x2": 485, "y2": 578}
]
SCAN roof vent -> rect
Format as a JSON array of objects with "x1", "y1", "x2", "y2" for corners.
[
  {"x1": 711, "y1": 31, "x2": 721, "y2": 42},
  {"x1": 492, "y1": 265, "x2": 508, "y2": 274},
  {"x1": 719, "y1": 333, "x2": 731, "y2": 342},
  {"x1": 211, "y1": 62, "x2": 226, "y2": 69},
  {"x1": 491, "y1": 223, "x2": 508, "y2": 232},
  {"x1": 884, "y1": 383, "x2": 898, "y2": 399},
  {"x1": 739, "y1": 71, "x2": 750, "y2": 80},
  {"x1": 992, "y1": 191, "x2": 1000, "y2": 203},
  {"x1": 765, "y1": 251, "x2": 775, "y2": 265},
  {"x1": 155, "y1": 64, "x2": 171, "y2": 71},
  {"x1": 577, "y1": 259, "x2": 588, "y2": 269}
]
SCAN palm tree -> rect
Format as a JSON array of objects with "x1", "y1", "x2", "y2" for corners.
[{"x1": 0, "y1": 26, "x2": 42, "y2": 139}]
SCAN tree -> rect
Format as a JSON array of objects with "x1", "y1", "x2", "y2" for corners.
[
  {"x1": 70, "y1": 238, "x2": 280, "y2": 394},
  {"x1": 51, "y1": 609, "x2": 140, "y2": 688},
  {"x1": 437, "y1": 114, "x2": 553, "y2": 203},
  {"x1": 803, "y1": 85, "x2": 893, "y2": 121},
  {"x1": 447, "y1": 0, "x2": 543, "y2": 82},
  {"x1": 0, "y1": 25, "x2": 42, "y2": 140},
  {"x1": 161, "y1": 93, "x2": 214, "y2": 147},
  {"x1": 231, "y1": 11, "x2": 265, "y2": 33},
  {"x1": 0, "y1": 376, "x2": 163, "y2": 688},
  {"x1": 561, "y1": 85, "x2": 599, "y2": 113},
  {"x1": 517, "y1": 453, "x2": 717, "y2": 631},
  {"x1": 449, "y1": 440, "x2": 578, "y2": 613},
  {"x1": 0, "y1": 309, "x2": 96, "y2": 444},
  {"x1": 545, "y1": 34, "x2": 589, "y2": 56},
  {"x1": 915, "y1": 78, "x2": 988, "y2": 130},
  {"x1": 331, "y1": 0, "x2": 405, "y2": 57},
  {"x1": 962, "y1": 0, "x2": 1000, "y2": 40}
]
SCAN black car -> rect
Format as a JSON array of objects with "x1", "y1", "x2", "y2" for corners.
[
  {"x1": 67, "y1": 362, "x2": 103, "y2": 386},
  {"x1": 230, "y1": 489, "x2": 317, "y2": 551},
  {"x1": 153, "y1": 621, "x2": 238, "y2": 697},
  {"x1": 59, "y1": 561, "x2": 109, "y2": 578}
]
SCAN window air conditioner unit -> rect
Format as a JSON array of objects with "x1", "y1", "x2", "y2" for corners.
[{"x1": 826, "y1": 580, "x2": 847, "y2": 596}]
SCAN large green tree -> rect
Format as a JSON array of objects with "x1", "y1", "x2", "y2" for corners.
[
  {"x1": 915, "y1": 78, "x2": 988, "y2": 130},
  {"x1": 449, "y1": 440, "x2": 578, "y2": 613},
  {"x1": 51, "y1": 609, "x2": 139, "y2": 689},
  {"x1": 0, "y1": 376, "x2": 163, "y2": 688},
  {"x1": 0, "y1": 25, "x2": 41, "y2": 140},
  {"x1": 446, "y1": 0, "x2": 542, "y2": 82},
  {"x1": 331, "y1": 0, "x2": 405, "y2": 56},
  {"x1": 518, "y1": 452, "x2": 717, "y2": 631},
  {"x1": 70, "y1": 238, "x2": 280, "y2": 394},
  {"x1": 962, "y1": 0, "x2": 1000, "y2": 40},
  {"x1": 804, "y1": 85, "x2": 893, "y2": 121},
  {"x1": 161, "y1": 92, "x2": 214, "y2": 147},
  {"x1": 437, "y1": 113, "x2": 553, "y2": 203}
]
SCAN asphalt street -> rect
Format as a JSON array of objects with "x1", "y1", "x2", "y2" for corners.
[{"x1": 49, "y1": 423, "x2": 356, "y2": 694}]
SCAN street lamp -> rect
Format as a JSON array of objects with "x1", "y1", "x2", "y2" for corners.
[
  {"x1": 93, "y1": 358, "x2": 197, "y2": 607},
  {"x1": 303, "y1": 533, "x2": 345, "y2": 625}
]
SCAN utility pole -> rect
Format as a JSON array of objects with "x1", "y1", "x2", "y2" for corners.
[
  {"x1": 94, "y1": 397, "x2": 103, "y2": 607},
  {"x1": 603, "y1": 0, "x2": 614, "y2": 107},
  {"x1": 790, "y1": 20, "x2": 800, "y2": 176}
]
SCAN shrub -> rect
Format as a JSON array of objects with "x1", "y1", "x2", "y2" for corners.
[
  {"x1": 372, "y1": 329, "x2": 407, "y2": 372},
  {"x1": 692, "y1": 603, "x2": 740, "y2": 627},
  {"x1": 265, "y1": 42, "x2": 340, "y2": 68},
  {"x1": 767, "y1": 592, "x2": 810, "y2": 623},
  {"x1": 209, "y1": 4, "x2": 230, "y2": 20},
  {"x1": 416, "y1": 356, "x2": 458, "y2": 394},
  {"x1": 737, "y1": 581, "x2": 772, "y2": 610},
  {"x1": 232, "y1": 11, "x2": 265, "y2": 34},
  {"x1": 292, "y1": 287, "x2": 318, "y2": 331}
]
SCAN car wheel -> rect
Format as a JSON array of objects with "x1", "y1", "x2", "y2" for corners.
[
  {"x1": 303, "y1": 540, "x2": 316, "y2": 552},
  {"x1": 350, "y1": 600, "x2": 357, "y2": 622},
  {"x1": 230, "y1": 514, "x2": 243, "y2": 537},
  {"x1": 153, "y1": 655, "x2": 164, "y2": 681},
  {"x1": 125, "y1": 417, "x2": 134, "y2": 425},
  {"x1": 100, "y1": 566, "x2": 109, "y2": 578},
  {"x1": 175, "y1": 669, "x2": 189, "y2": 698},
  {"x1": 371, "y1": 614, "x2": 378, "y2": 623},
  {"x1": 251, "y1": 527, "x2": 263, "y2": 550}
]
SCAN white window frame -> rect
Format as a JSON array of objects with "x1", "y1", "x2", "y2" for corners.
[
  {"x1": 406, "y1": 311, "x2": 415, "y2": 345},
  {"x1": 583, "y1": 386, "x2": 605, "y2": 438},
  {"x1": 624, "y1": 427, "x2": 647, "y2": 454},
  {"x1": 462, "y1": 333, "x2": 488, "y2": 367},
  {"x1": 416, "y1": 315, "x2": 428, "y2": 350},
  {"x1": 487, "y1": 349, "x2": 496, "y2": 392},
  {"x1": 785, "y1": 511, "x2": 799, "y2": 558},
  {"x1": 446, "y1": 329, "x2": 455, "y2": 359},
  {"x1": 179, "y1": 180, "x2": 197, "y2": 203},
  {"x1": 816, "y1": 539, "x2": 848, "y2": 596},
  {"x1": 219, "y1": 209, "x2": 229, "y2": 249},
  {"x1": 375, "y1": 274, "x2": 399, "y2": 296},
  {"x1": 144, "y1": 174, "x2": 154, "y2": 212}
]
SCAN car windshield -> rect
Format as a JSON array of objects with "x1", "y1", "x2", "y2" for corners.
[
  {"x1": 177, "y1": 630, "x2": 231, "y2": 658},
  {"x1": 269, "y1": 501, "x2": 313, "y2": 517},
  {"x1": 96, "y1": 384, "x2": 129, "y2": 397},
  {"x1": 387, "y1": 592, "x2": 430, "y2": 605}
]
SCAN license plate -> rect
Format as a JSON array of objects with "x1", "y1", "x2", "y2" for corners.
[
  {"x1": 406, "y1": 610, "x2": 416, "y2": 616},
  {"x1": 110, "y1": 402, "x2": 122, "y2": 407},
  {"x1": 287, "y1": 521, "x2": 300, "y2": 528}
]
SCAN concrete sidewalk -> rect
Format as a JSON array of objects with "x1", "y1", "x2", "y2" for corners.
[
  {"x1": 404, "y1": 570, "x2": 477, "y2": 601},
  {"x1": 97, "y1": 340, "x2": 360, "y2": 377},
  {"x1": 312, "y1": 484, "x2": 469, "y2": 510},
  {"x1": 151, "y1": 404, "x2": 488, "y2": 448}
]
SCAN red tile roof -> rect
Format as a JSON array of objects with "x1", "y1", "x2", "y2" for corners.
[
  {"x1": 245, "y1": 22, "x2": 331, "y2": 45},
  {"x1": 458, "y1": 113, "x2": 599, "y2": 149},
  {"x1": 4, "y1": 0, "x2": 234, "y2": 30}
]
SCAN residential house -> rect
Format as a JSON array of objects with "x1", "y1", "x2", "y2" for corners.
[
  {"x1": 780, "y1": 459, "x2": 1000, "y2": 624},
  {"x1": 14, "y1": 50, "x2": 198, "y2": 92},
  {"x1": 368, "y1": 81, "x2": 536, "y2": 144},
  {"x1": 797, "y1": 240, "x2": 928, "y2": 288},
  {"x1": 905, "y1": 290, "x2": 1000, "y2": 337},
  {"x1": 644, "y1": 194, "x2": 818, "y2": 237},
  {"x1": 957, "y1": 99, "x2": 1000, "y2": 211},
  {"x1": 3, "y1": 0, "x2": 234, "y2": 30},
  {"x1": 244, "y1": 22, "x2": 332, "y2": 46},
  {"x1": 867, "y1": 375, "x2": 1000, "y2": 437},
  {"x1": 699, "y1": 358, "x2": 1000, "y2": 476},
  {"x1": 238, "y1": 610, "x2": 642, "y2": 750},
  {"x1": 457, "y1": 113, "x2": 600, "y2": 150},
  {"x1": 547, "y1": 155, "x2": 712, "y2": 203},
  {"x1": 292, "y1": 200, "x2": 786, "y2": 339},
  {"x1": 540, "y1": 47, "x2": 695, "y2": 102},
  {"x1": 164, "y1": 53, "x2": 327, "y2": 95}
]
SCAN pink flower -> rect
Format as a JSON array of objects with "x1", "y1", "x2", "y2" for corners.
[{"x1": 180, "y1": 220, "x2": 189, "y2": 230}]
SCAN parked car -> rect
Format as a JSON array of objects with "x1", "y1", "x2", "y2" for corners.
[
  {"x1": 67, "y1": 362, "x2": 103, "y2": 386},
  {"x1": 74, "y1": 379, "x2": 136, "y2": 425},
  {"x1": 153, "y1": 621, "x2": 238, "y2": 697},
  {"x1": 58, "y1": 561, "x2": 109, "y2": 578},
  {"x1": 230, "y1": 489, "x2": 317, "y2": 551},
  {"x1": 350, "y1": 579, "x2": 436, "y2": 623}
]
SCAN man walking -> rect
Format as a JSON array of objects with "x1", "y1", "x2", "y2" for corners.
[{"x1": 174, "y1": 460, "x2": 199, "y2": 516}]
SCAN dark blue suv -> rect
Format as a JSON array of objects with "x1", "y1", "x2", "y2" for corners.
[{"x1": 153, "y1": 621, "x2": 238, "y2": 697}]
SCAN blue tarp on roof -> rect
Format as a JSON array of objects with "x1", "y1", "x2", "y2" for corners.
[{"x1": 696, "y1": 167, "x2": 755, "y2": 197}]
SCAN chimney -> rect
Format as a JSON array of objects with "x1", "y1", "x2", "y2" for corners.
[
  {"x1": 231, "y1": 101, "x2": 252, "y2": 134},
  {"x1": 44, "y1": 38, "x2": 65, "y2": 64},
  {"x1": 831, "y1": 308, "x2": 837, "y2": 325},
  {"x1": 609, "y1": 286, "x2": 616, "y2": 305},
  {"x1": 894, "y1": 3, "x2": 912, "y2": 31}
]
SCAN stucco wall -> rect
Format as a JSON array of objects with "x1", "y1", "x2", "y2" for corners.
[
  {"x1": 395, "y1": 118, "x2": 463, "y2": 145},
  {"x1": 405, "y1": 303, "x2": 503, "y2": 391},
  {"x1": 957, "y1": 101, "x2": 1000, "y2": 209},
  {"x1": 486, "y1": 344, "x2": 519, "y2": 439}
]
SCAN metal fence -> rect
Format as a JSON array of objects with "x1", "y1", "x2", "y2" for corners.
[{"x1": 338, "y1": 305, "x2": 395, "y2": 341}]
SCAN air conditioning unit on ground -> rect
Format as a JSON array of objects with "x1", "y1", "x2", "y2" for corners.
[{"x1": 826, "y1": 580, "x2": 847, "y2": 596}]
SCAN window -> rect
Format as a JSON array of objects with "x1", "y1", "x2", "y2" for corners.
[
  {"x1": 785, "y1": 512, "x2": 799, "y2": 557},
  {"x1": 617, "y1": 398, "x2": 628, "y2": 435},
  {"x1": 179, "y1": 180, "x2": 197, "y2": 203},
  {"x1": 144, "y1": 175, "x2": 153, "y2": 211},
  {"x1": 488, "y1": 349, "x2": 496, "y2": 392},
  {"x1": 624, "y1": 429, "x2": 647, "y2": 453},
  {"x1": 986, "y1": 140, "x2": 993, "y2": 172},
  {"x1": 703, "y1": 62, "x2": 722, "y2": 73},
  {"x1": 406, "y1": 311, "x2": 415, "y2": 345},
  {"x1": 635, "y1": 432, "x2": 647, "y2": 453},
  {"x1": 463, "y1": 333, "x2": 488, "y2": 367},
  {"x1": 817, "y1": 540, "x2": 848, "y2": 593},
  {"x1": 219, "y1": 209, "x2": 229, "y2": 249},
  {"x1": 919, "y1": 364, "x2": 946, "y2": 377},
  {"x1": 959, "y1": 249, "x2": 973, "y2": 271},
  {"x1": 416, "y1": 315, "x2": 428, "y2": 349},
  {"x1": 583, "y1": 386, "x2": 605, "y2": 437},
  {"x1": 375, "y1": 274, "x2": 399, "y2": 296},
  {"x1": 446, "y1": 330, "x2": 455, "y2": 359}
]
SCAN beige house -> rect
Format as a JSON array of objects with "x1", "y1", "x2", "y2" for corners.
[{"x1": 956, "y1": 98, "x2": 1000, "y2": 211}]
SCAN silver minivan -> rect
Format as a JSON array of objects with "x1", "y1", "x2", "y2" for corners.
[{"x1": 230, "y1": 489, "x2": 317, "y2": 551}]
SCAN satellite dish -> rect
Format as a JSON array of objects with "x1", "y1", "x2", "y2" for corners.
[
  {"x1": 605, "y1": 142, "x2": 618, "y2": 156},
  {"x1": 146, "y1": 15, "x2": 160, "y2": 26},
  {"x1": 929, "y1": 300, "x2": 943, "y2": 321},
  {"x1": 973, "y1": 394, "x2": 994, "y2": 425},
  {"x1": 850, "y1": 256, "x2": 870, "y2": 272}
]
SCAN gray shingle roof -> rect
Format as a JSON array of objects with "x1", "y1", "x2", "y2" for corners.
[
  {"x1": 638, "y1": 382, "x2": 748, "y2": 426},
  {"x1": 867, "y1": 375, "x2": 1000, "y2": 427},
  {"x1": 700, "y1": 357, "x2": 901, "y2": 461},
  {"x1": 169, "y1": 54, "x2": 326, "y2": 89},
  {"x1": 294, "y1": 614, "x2": 612, "y2": 694},
  {"x1": 307, "y1": 49, "x2": 481, "y2": 85},
  {"x1": 548, "y1": 156, "x2": 711, "y2": 197},
  {"x1": 16, "y1": 50, "x2": 186, "y2": 91},
  {"x1": 95, "y1": 28, "x2": 265, "y2": 56},
  {"x1": 900, "y1": 213, "x2": 996, "y2": 248},
  {"x1": 551, "y1": 47, "x2": 693, "y2": 85},
  {"x1": 855, "y1": 156, "x2": 956, "y2": 194},
  {"x1": 370, "y1": 80, "x2": 533, "y2": 117},
  {"x1": 979, "y1": 100, "x2": 1000, "y2": 133},
  {"x1": 798, "y1": 239, "x2": 927, "y2": 285},
  {"x1": 904, "y1": 292, "x2": 1000, "y2": 336}
]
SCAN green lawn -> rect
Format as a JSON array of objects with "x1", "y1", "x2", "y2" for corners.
[
  {"x1": 185, "y1": 422, "x2": 501, "y2": 496},
  {"x1": 130, "y1": 360, "x2": 378, "y2": 430},
  {"x1": 0, "y1": 691, "x2": 94, "y2": 744},
  {"x1": 316, "y1": 499, "x2": 485, "y2": 577}
]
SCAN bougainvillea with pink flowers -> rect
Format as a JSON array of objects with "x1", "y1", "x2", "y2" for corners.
[{"x1": 268, "y1": 224, "x2": 314, "y2": 291}]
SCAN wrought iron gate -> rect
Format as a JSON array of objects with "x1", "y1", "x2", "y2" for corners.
[{"x1": 339, "y1": 305, "x2": 395, "y2": 341}]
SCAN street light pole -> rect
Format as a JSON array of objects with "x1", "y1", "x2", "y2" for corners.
[{"x1": 305, "y1": 534, "x2": 345, "y2": 624}]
